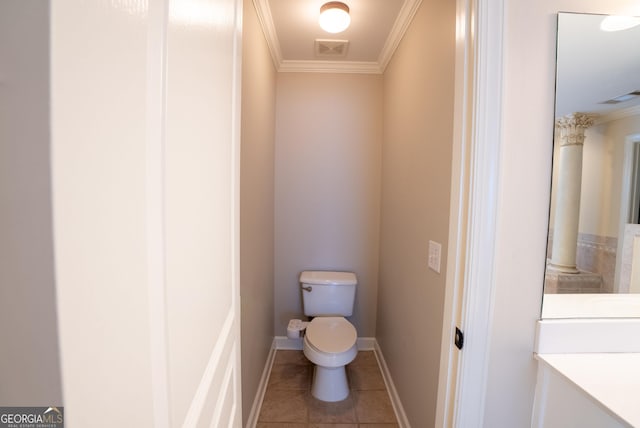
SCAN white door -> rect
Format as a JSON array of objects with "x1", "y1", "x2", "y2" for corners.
[{"x1": 52, "y1": 0, "x2": 243, "y2": 426}]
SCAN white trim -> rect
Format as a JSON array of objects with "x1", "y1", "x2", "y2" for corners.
[
  {"x1": 245, "y1": 340, "x2": 277, "y2": 428},
  {"x1": 146, "y1": 1, "x2": 171, "y2": 427},
  {"x1": 232, "y1": 0, "x2": 243, "y2": 313},
  {"x1": 182, "y1": 310, "x2": 236, "y2": 427},
  {"x1": 374, "y1": 341, "x2": 411, "y2": 428},
  {"x1": 356, "y1": 337, "x2": 376, "y2": 350},
  {"x1": 614, "y1": 133, "x2": 640, "y2": 293},
  {"x1": 453, "y1": 0, "x2": 505, "y2": 426},
  {"x1": 278, "y1": 60, "x2": 383, "y2": 74},
  {"x1": 251, "y1": 0, "x2": 282, "y2": 68},
  {"x1": 274, "y1": 336, "x2": 304, "y2": 350},
  {"x1": 273, "y1": 336, "x2": 377, "y2": 351},
  {"x1": 377, "y1": 0, "x2": 423, "y2": 72},
  {"x1": 252, "y1": 0, "x2": 421, "y2": 73},
  {"x1": 210, "y1": 348, "x2": 236, "y2": 427},
  {"x1": 531, "y1": 360, "x2": 550, "y2": 428},
  {"x1": 535, "y1": 319, "x2": 640, "y2": 354},
  {"x1": 435, "y1": 0, "x2": 473, "y2": 424},
  {"x1": 596, "y1": 104, "x2": 640, "y2": 125},
  {"x1": 231, "y1": 0, "x2": 244, "y2": 424}
]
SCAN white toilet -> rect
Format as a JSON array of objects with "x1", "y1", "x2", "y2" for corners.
[{"x1": 299, "y1": 270, "x2": 358, "y2": 402}]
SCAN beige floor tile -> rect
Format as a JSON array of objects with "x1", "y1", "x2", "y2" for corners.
[
  {"x1": 257, "y1": 350, "x2": 399, "y2": 426},
  {"x1": 352, "y1": 390, "x2": 396, "y2": 424},
  {"x1": 258, "y1": 389, "x2": 308, "y2": 423},
  {"x1": 348, "y1": 351, "x2": 378, "y2": 368},
  {"x1": 308, "y1": 393, "x2": 357, "y2": 423},
  {"x1": 310, "y1": 424, "x2": 357, "y2": 428},
  {"x1": 256, "y1": 424, "x2": 307, "y2": 428},
  {"x1": 358, "y1": 424, "x2": 399, "y2": 428},
  {"x1": 268, "y1": 363, "x2": 312, "y2": 390},
  {"x1": 274, "y1": 350, "x2": 310, "y2": 366},
  {"x1": 348, "y1": 364, "x2": 386, "y2": 390}
]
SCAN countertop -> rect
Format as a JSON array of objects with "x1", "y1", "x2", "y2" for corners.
[{"x1": 536, "y1": 353, "x2": 640, "y2": 428}]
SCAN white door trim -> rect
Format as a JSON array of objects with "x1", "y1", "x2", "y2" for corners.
[
  {"x1": 434, "y1": 0, "x2": 475, "y2": 424},
  {"x1": 614, "y1": 133, "x2": 640, "y2": 292},
  {"x1": 146, "y1": 1, "x2": 171, "y2": 426},
  {"x1": 435, "y1": 0, "x2": 505, "y2": 425}
]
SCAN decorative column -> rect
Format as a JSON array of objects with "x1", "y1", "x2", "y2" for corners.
[{"x1": 548, "y1": 113, "x2": 594, "y2": 273}]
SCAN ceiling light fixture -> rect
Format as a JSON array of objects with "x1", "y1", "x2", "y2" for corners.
[
  {"x1": 319, "y1": 2, "x2": 351, "y2": 34},
  {"x1": 600, "y1": 15, "x2": 640, "y2": 32}
]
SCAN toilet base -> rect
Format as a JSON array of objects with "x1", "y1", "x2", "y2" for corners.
[{"x1": 311, "y1": 365, "x2": 350, "y2": 402}]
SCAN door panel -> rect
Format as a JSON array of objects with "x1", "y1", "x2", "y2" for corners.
[{"x1": 52, "y1": 0, "x2": 242, "y2": 426}]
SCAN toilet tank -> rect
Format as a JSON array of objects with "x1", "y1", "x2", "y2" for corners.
[{"x1": 300, "y1": 271, "x2": 357, "y2": 317}]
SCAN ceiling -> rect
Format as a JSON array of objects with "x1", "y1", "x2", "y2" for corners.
[
  {"x1": 556, "y1": 12, "x2": 640, "y2": 119},
  {"x1": 253, "y1": 6, "x2": 640, "y2": 117},
  {"x1": 253, "y1": 0, "x2": 421, "y2": 73}
]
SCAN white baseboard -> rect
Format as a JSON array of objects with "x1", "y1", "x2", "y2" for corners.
[
  {"x1": 274, "y1": 336, "x2": 303, "y2": 350},
  {"x1": 245, "y1": 339, "x2": 277, "y2": 428},
  {"x1": 248, "y1": 337, "x2": 409, "y2": 428},
  {"x1": 356, "y1": 337, "x2": 376, "y2": 350},
  {"x1": 375, "y1": 340, "x2": 411, "y2": 428},
  {"x1": 274, "y1": 335, "x2": 377, "y2": 351}
]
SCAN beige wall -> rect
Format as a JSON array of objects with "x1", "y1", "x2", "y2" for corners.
[
  {"x1": 274, "y1": 73, "x2": 383, "y2": 336},
  {"x1": 579, "y1": 124, "x2": 619, "y2": 237},
  {"x1": 376, "y1": 0, "x2": 456, "y2": 425},
  {"x1": 606, "y1": 114, "x2": 640, "y2": 226},
  {"x1": 0, "y1": 1, "x2": 62, "y2": 406},
  {"x1": 593, "y1": 115, "x2": 640, "y2": 235},
  {"x1": 240, "y1": 0, "x2": 277, "y2": 424}
]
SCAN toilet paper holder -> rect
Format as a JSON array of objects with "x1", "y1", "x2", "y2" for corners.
[{"x1": 287, "y1": 319, "x2": 308, "y2": 339}]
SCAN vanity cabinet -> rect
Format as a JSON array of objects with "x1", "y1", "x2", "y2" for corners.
[{"x1": 533, "y1": 354, "x2": 638, "y2": 428}]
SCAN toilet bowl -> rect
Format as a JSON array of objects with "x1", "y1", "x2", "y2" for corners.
[{"x1": 303, "y1": 316, "x2": 357, "y2": 402}]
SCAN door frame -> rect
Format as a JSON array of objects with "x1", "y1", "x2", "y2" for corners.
[
  {"x1": 435, "y1": 0, "x2": 505, "y2": 425},
  {"x1": 614, "y1": 132, "x2": 640, "y2": 292}
]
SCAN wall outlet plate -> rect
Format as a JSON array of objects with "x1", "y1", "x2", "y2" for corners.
[{"x1": 428, "y1": 240, "x2": 442, "y2": 273}]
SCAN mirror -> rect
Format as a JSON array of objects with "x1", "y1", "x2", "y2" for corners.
[{"x1": 542, "y1": 12, "x2": 640, "y2": 318}]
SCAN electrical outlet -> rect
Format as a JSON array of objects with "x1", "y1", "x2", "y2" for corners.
[{"x1": 428, "y1": 240, "x2": 442, "y2": 273}]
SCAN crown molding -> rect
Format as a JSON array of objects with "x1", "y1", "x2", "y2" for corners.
[
  {"x1": 596, "y1": 104, "x2": 640, "y2": 125},
  {"x1": 378, "y1": 0, "x2": 423, "y2": 72},
  {"x1": 252, "y1": 0, "x2": 283, "y2": 67},
  {"x1": 253, "y1": 0, "x2": 420, "y2": 74},
  {"x1": 278, "y1": 60, "x2": 382, "y2": 74}
]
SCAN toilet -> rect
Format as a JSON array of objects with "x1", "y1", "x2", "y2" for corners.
[{"x1": 299, "y1": 270, "x2": 358, "y2": 402}]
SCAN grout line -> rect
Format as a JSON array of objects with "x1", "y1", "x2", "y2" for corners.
[{"x1": 254, "y1": 341, "x2": 404, "y2": 426}]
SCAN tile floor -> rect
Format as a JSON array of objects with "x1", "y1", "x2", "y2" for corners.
[{"x1": 257, "y1": 350, "x2": 399, "y2": 428}]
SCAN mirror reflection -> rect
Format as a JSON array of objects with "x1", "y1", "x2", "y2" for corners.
[{"x1": 543, "y1": 12, "x2": 640, "y2": 317}]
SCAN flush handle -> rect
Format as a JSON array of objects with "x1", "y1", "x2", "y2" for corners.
[{"x1": 302, "y1": 285, "x2": 312, "y2": 292}]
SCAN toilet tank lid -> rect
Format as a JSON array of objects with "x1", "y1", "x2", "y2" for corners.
[{"x1": 299, "y1": 271, "x2": 357, "y2": 285}]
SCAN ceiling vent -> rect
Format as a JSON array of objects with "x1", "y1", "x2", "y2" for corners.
[
  {"x1": 600, "y1": 90, "x2": 640, "y2": 104},
  {"x1": 315, "y1": 39, "x2": 349, "y2": 57}
]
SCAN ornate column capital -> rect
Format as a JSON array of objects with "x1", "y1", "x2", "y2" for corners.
[{"x1": 555, "y1": 112, "x2": 595, "y2": 146}]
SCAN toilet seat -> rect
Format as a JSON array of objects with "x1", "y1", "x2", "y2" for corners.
[
  {"x1": 306, "y1": 317, "x2": 356, "y2": 353},
  {"x1": 303, "y1": 317, "x2": 357, "y2": 368}
]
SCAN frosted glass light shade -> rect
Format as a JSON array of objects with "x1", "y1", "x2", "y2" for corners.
[
  {"x1": 600, "y1": 15, "x2": 640, "y2": 32},
  {"x1": 319, "y1": 2, "x2": 350, "y2": 34}
]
